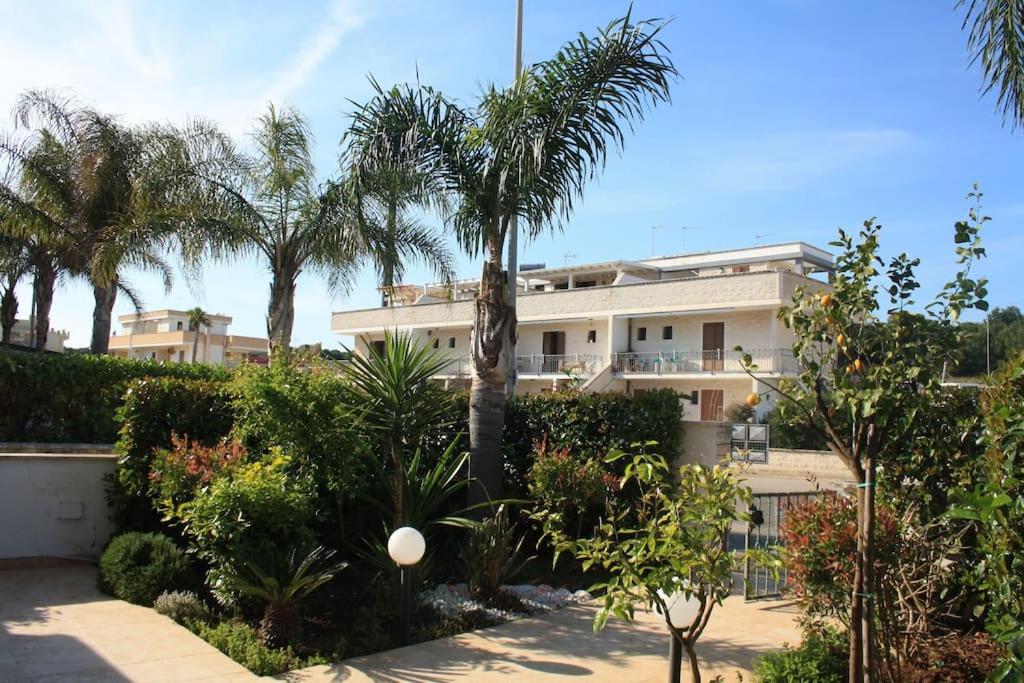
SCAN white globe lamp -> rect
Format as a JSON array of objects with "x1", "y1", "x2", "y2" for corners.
[
  {"x1": 657, "y1": 586, "x2": 701, "y2": 628},
  {"x1": 388, "y1": 526, "x2": 426, "y2": 566}
]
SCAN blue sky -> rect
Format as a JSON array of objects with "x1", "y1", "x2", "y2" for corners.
[{"x1": 1, "y1": 0, "x2": 1020, "y2": 348}]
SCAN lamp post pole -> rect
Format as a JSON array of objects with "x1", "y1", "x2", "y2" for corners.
[
  {"x1": 388, "y1": 527, "x2": 426, "y2": 647},
  {"x1": 506, "y1": 0, "x2": 524, "y2": 397},
  {"x1": 668, "y1": 634, "x2": 683, "y2": 683}
]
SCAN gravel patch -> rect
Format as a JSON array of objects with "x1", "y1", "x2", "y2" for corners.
[{"x1": 420, "y1": 583, "x2": 592, "y2": 623}]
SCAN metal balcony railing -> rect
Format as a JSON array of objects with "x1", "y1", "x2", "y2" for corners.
[
  {"x1": 515, "y1": 353, "x2": 603, "y2": 376},
  {"x1": 431, "y1": 354, "x2": 604, "y2": 378},
  {"x1": 611, "y1": 348, "x2": 797, "y2": 374}
]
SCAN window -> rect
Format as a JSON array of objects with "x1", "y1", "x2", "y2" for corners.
[
  {"x1": 732, "y1": 265, "x2": 750, "y2": 273},
  {"x1": 432, "y1": 338, "x2": 439, "y2": 349},
  {"x1": 690, "y1": 390, "x2": 699, "y2": 405},
  {"x1": 637, "y1": 327, "x2": 647, "y2": 341},
  {"x1": 176, "y1": 321, "x2": 183, "y2": 331},
  {"x1": 448, "y1": 337, "x2": 456, "y2": 349},
  {"x1": 662, "y1": 325, "x2": 673, "y2": 340},
  {"x1": 586, "y1": 330, "x2": 597, "y2": 344},
  {"x1": 371, "y1": 340, "x2": 386, "y2": 356}
]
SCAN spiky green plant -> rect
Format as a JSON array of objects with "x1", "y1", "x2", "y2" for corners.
[{"x1": 218, "y1": 546, "x2": 346, "y2": 648}]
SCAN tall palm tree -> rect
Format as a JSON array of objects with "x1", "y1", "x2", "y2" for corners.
[
  {"x1": 187, "y1": 306, "x2": 210, "y2": 363},
  {"x1": 0, "y1": 90, "x2": 175, "y2": 353},
  {"x1": 959, "y1": 0, "x2": 1024, "y2": 128},
  {"x1": 349, "y1": 12, "x2": 675, "y2": 501},
  {"x1": 343, "y1": 84, "x2": 455, "y2": 307}
]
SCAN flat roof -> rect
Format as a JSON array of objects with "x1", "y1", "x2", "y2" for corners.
[{"x1": 118, "y1": 309, "x2": 233, "y2": 324}]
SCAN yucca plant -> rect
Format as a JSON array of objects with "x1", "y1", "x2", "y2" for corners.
[
  {"x1": 341, "y1": 331, "x2": 458, "y2": 524},
  {"x1": 460, "y1": 504, "x2": 532, "y2": 601},
  {"x1": 218, "y1": 546, "x2": 346, "y2": 648}
]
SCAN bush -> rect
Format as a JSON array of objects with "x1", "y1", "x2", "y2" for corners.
[
  {"x1": 0, "y1": 348, "x2": 226, "y2": 443},
  {"x1": 763, "y1": 403, "x2": 829, "y2": 451},
  {"x1": 149, "y1": 434, "x2": 247, "y2": 515},
  {"x1": 502, "y1": 388, "x2": 684, "y2": 492},
  {"x1": 460, "y1": 504, "x2": 530, "y2": 600},
  {"x1": 752, "y1": 628, "x2": 848, "y2": 682},
  {"x1": 98, "y1": 532, "x2": 196, "y2": 605},
  {"x1": 177, "y1": 456, "x2": 315, "y2": 572},
  {"x1": 229, "y1": 362, "x2": 365, "y2": 497},
  {"x1": 193, "y1": 620, "x2": 303, "y2": 676},
  {"x1": 154, "y1": 590, "x2": 211, "y2": 624},
  {"x1": 527, "y1": 436, "x2": 608, "y2": 538}
]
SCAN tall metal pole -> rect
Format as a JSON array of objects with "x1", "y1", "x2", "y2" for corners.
[{"x1": 506, "y1": 0, "x2": 523, "y2": 396}]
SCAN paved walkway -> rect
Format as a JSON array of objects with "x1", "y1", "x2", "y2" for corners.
[
  {"x1": 0, "y1": 564, "x2": 256, "y2": 682},
  {"x1": 284, "y1": 596, "x2": 800, "y2": 682},
  {"x1": 1, "y1": 564, "x2": 799, "y2": 682}
]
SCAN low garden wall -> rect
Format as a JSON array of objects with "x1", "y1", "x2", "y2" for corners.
[{"x1": 0, "y1": 448, "x2": 116, "y2": 560}]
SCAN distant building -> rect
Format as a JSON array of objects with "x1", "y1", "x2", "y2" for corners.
[
  {"x1": 331, "y1": 242, "x2": 834, "y2": 422},
  {"x1": 7, "y1": 320, "x2": 69, "y2": 353},
  {"x1": 108, "y1": 310, "x2": 268, "y2": 367}
]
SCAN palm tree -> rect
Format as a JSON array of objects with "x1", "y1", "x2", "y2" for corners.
[
  {"x1": 0, "y1": 230, "x2": 30, "y2": 345},
  {"x1": 958, "y1": 0, "x2": 1024, "y2": 128},
  {"x1": 0, "y1": 90, "x2": 176, "y2": 353},
  {"x1": 343, "y1": 85, "x2": 455, "y2": 306},
  {"x1": 187, "y1": 306, "x2": 210, "y2": 363},
  {"x1": 349, "y1": 12, "x2": 675, "y2": 501}
]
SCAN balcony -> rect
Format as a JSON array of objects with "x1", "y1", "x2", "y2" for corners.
[
  {"x1": 611, "y1": 348, "x2": 796, "y2": 375},
  {"x1": 434, "y1": 354, "x2": 603, "y2": 379}
]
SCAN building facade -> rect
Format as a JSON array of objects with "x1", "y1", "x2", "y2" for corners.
[
  {"x1": 108, "y1": 310, "x2": 269, "y2": 367},
  {"x1": 7, "y1": 320, "x2": 69, "y2": 352},
  {"x1": 330, "y1": 243, "x2": 833, "y2": 422}
]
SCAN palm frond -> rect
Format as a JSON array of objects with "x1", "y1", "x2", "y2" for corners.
[{"x1": 959, "y1": 0, "x2": 1024, "y2": 128}]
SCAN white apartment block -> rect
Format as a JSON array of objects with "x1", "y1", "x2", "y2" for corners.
[
  {"x1": 331, "y1": 243, "x2": 834, "y2": 422},
  {"x1": 7, "y1": 319, "x2": 69, "y2": 352},
  {"x1": 108, "y1": 310, "x2": 269, "y2": 367}
]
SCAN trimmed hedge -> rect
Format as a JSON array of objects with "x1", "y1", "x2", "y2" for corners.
[{"x1": 0, "y1": 349, "x2": 227, "y2": 443}]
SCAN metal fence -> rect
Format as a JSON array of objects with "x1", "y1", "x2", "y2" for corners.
[
  {"x1": 744, "y1": 491, "x2": 820, "y2": 600},
  {"x1": 611, "y1": 348, "x2": 797, "y2": 374}
]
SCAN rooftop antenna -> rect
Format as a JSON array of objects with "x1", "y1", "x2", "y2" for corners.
[
  {"x1": 651, "y1": 225, "x2": 703, "y2": 255},
  {"x1": 754, "y1": 232, "x2": 776, "y2": 243}
]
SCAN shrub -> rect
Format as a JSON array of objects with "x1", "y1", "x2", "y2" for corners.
[
  {"x1": 762, "y1": 403, "x2": 829, "y2": 451},
  {"x1": 149, "y1": 434, "x2": 247, "y2": 515},
  {"x1": 752, "y1": 628, "x2": 847, "y2": 682},
  {"x1": 724, "y1": 401, "x2": 754, "y2": 423},
  {"x1": 177, "y1": 456, "x2": 315, "y2": 572},
  {"x1": 502, "y1": 388, "x2": 684, "y2": 492},
  {"x1": 460, "y1": 504, "x2": 530, "y2": 601},
  {"x1": 154, "y1": 590, "x2": 211, "y2": 625},
  {"x1": 527, "y1": 437, "x2": 607, "y2": 538},
  {"x1": 98, "y1": 532, "x2": 196, "y2": 605},
  {"x1": 193, "y1": 620, "x2": 302, "y2": 676},
  {"x1": 229, "y1": 361, "x2": 365, "y2": 497},
  {"x1": 111, "y1": 376, "x2": 233, "y2": 531},
  {"x1": 0, "y1": 348, "x2": 226, "y2": 443}
]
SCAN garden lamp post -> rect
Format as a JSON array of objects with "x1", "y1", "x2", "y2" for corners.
[
  {"x1": 388, "y1": 526, "x2": 425, "y2": 646},
  {"x1": 657, "y1": 585, "x2": 701, "y2": 683}
]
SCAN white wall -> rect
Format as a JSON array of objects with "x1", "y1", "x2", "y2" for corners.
[{"x1": 0, "y1": 454, "x2": 116, "y2": 560}]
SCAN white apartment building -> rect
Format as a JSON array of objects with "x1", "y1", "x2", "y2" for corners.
[
  {"x1": 7, "y1": 319, "x2": 69, "y2": 352},
  {"x1": 330, "y1": 243, "x2": 834, "y2": 422},
  {"x1": 108, "y1": 310, "x2": 269, "y2": 367}
]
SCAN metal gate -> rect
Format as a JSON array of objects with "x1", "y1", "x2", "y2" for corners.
[{"x1": 744, "y1": 491, "x2": 819, "y2": 600}]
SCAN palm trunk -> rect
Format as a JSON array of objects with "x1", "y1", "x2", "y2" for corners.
[
  {"x1": 468, "y1": 254, "x2": 515, "y2": 507},
  {"x1": 31, "y1": 258, "x2": 57, "y2": 351},
  {"x1": 191, "y1": 329, "x2": 200, "y2": 363},
  {"x1": 0, "y1": 280, "x2": 17, "y2": 344},
  {"x1": 89, "y1": 280, "x2": 118, "y2": 354},
  {"x1": 267, "y1": 268, "x2": 297, "y2": 358}
]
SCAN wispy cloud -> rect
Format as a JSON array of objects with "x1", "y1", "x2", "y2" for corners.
[
  {"x1": 263, "y1": 0, "x2": 365, "y2": 104},
  {"x1": 705, "y1": 129, "x2": 914, "y2": 192}
]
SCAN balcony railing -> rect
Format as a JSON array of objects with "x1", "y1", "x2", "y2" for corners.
[
  {"x1": 432, "y1": 354, "x2": 603, "y2": 378},
  {"x1": 611, "y1": 348, "x2": 797, "y2": 374},
  {"x1": 515, "y1": 353, "x2": 603, "y2": 376}
]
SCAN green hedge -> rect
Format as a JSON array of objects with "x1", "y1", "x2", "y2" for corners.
[{"x1": 0, "y1": 349, "x2": 227, "y2": 443}]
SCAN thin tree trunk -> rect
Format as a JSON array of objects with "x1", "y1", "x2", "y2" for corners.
[
  {"x1": 31, "y1": 259, "x2": 57, "y2": 351},
  {"x1": 683, "y1": 639, "x2": 701, "y2": 683},
  {"x1": 860, "y1": 456, "x2": 877, "y2": 682},
  {"x1": 468, "y1": 255, "x2": 514, "y2": 507},
  {"x1": 267, "y1": 268, "x2": 297, "y2": 358},
  {"x1": 849, "y1": 460, "x2": 867, "y2": 683},
  {"x1": 89, "y1": 280, "x2": 118, "y2": 354},
  {"x1": 0, "y1": 281, "x2": 17, "y2": 344}
]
